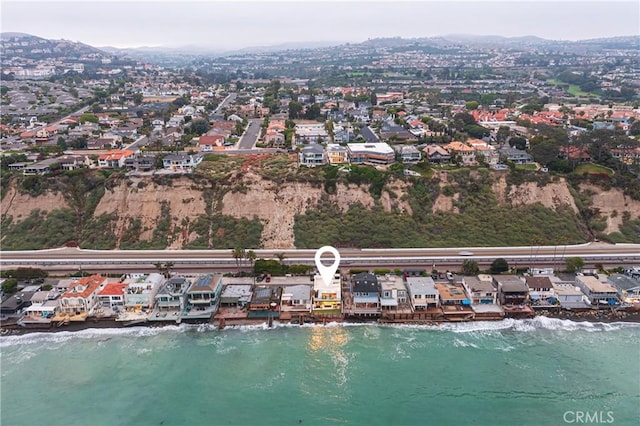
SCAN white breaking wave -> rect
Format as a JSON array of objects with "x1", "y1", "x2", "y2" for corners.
[{"x1": 1, "y1": 317, "x2": 638, "y2": 347}]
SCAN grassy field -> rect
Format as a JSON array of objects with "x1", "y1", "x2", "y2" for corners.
[
  {"x1": 567, "y1": 85, "x2": 594, "y2": 98},
  {"x1": 515, "y1": 164, "x2": 538, "y2": 171},
  {"x1": 547, "y1": 79, "x2": 594, "y2": 97},
  {"x1": 575, "y1": 163, "x2": 614, "y2": 176}
]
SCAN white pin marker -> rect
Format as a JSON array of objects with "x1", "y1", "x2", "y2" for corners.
[{"x1": 314, "y1": 245, "x2": 341, "y2": 287}]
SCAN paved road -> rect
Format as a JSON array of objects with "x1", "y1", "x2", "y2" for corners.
[
  {"x1": 215, "y1": 93, "x2": 237, "y2": 113},
  {"x1": 1, "y1": 243, "x2": 639, "y2": 270},
  {"x1": 237, "y1": 118, "x2": 262, "y2": 150}
]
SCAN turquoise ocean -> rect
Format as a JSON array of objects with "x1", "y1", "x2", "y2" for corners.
[{"x1": 1, "y1": 318, "x2": 639, "y2": 426}]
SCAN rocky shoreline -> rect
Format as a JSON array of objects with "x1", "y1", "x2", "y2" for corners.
[{"x1": 2, "y1": 307, "x2": 639, "y2": 337}]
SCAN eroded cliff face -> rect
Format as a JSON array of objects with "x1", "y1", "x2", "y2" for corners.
[
  {"x1": 1, "y1": 171, "x2": 635, "y2": 249},
  {"x1": 220, "y1": 171, "x2": 413, "y2": 248},
  {"x1": 93, "y1": 178, "x2": 208, "y2": 248},
  {"x1": 1, "y1": 185, "x2": 69, "y2": 221},
  {"x1": 579, "y1": 183, "x2": 640, "y2": 234}
]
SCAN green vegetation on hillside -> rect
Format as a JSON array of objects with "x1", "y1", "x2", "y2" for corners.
[{"x1": 294, "y1": 169, "x2": 588, "y2": 248}]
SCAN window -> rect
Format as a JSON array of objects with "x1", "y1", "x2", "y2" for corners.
[{"x1": 384, "y1": 291, "x2": 391, "y2": 298}]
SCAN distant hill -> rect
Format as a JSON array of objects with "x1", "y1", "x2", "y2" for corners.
[{"x1": 0, "y1": 32, "x2": 111, "y2": 61}]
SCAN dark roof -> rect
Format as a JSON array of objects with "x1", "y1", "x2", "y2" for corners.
[
  {"x1": 608, "y1": 274, "x2": 640, "y2": 291},
  {"x1": 352, "y1": 273, "x2": 380, "y2": 293},
  {"x1": 360, "y1": 126, "x2": 379, "y2": 143},
  {"x1": 525, "y1": 276, "x2": 554, "y2": 290}
]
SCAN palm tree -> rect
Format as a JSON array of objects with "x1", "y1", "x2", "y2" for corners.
[
  {"x1": 275, "y1": 252, "x2": 286, "y2": 266},
  {"x1": 232, "y1": 247, "x2": 243, "y2": 273},
  {"x1": 246, "y1": 250, "x2": 257, "y2": 276}
]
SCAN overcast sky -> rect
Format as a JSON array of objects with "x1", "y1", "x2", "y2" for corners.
[{"x1": 1, "y1": 1, "x2": 638, "y2": 50}]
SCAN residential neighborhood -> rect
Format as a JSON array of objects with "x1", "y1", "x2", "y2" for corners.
[{"x1": 2, "y1": 263, "x2": 639, "y2": 331}]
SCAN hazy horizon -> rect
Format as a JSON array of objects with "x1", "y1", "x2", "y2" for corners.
[{"x1": 1, "y1": 1, "x2": 639, "y2": 50}]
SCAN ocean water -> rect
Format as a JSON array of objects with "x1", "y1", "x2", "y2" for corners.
[{"x1": 1, "y1": 318, "x2": 639, "y2": 426}]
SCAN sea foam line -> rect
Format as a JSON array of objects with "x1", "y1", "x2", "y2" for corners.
[{"x1": 1, "y1": 317, "x2": 638, "y2": 347}]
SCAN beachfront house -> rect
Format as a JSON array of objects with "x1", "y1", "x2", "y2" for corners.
[
  {"x1": 19, "y1": 290, "x2": 59, "y2": 325},
  {"x1": 462, "y1": 275, "x2": 497, "y2": 304},
  {"x1": 576, "y1": 275, "x2": 619, "y2": 306},
  {"x1": 183, "y1": 274, "x2": 223, "y2": 319},
  {"x1": 312, "y1": 273, "x2": 342, "y2": 311},
  {"x1": 219, "y1": 284, "x2": 253, "y2": 308},
  {"x1": 280, "y1": 285, "x2": 313, "y2": 313},
  {"x1": 58, "y1": 275, "x2": 108, "y2": 316},
  {"x1": 379, "y1": 275, "x2": 408, "y2": 311},
  {"x1": 123, "y1": 273, "x2": 165, "y2": 313},
  {"x1": 349, "y1": 272, "x2": 381, "y2": 316},
  {"x1": 248, "y1": 286, "x2": 282, "y2": 317},
  {"x1": 405, "y1": 276, "x2": 439, "y2": 311},
  {"x1": 525, "y1": 276, "x2": 555, "y2": 302},
  {"x1": 154, "y1": 276, "x2": 191, "y2": 314},
  {"x1": 493, "y1": 276, "x2": 529, "y2": 306},
  {"x1": 98, "y1": 283, "x2": 127, "y2": 309},
  {"x1": 551, "y1": 281, "x2": 590, "y2": 309},
  {"x1": 607, "y1": 274, "x2": 640, "y2": 305},
  {"x1": 435, "y1": 282, "x2": 474, "y2": 320}
]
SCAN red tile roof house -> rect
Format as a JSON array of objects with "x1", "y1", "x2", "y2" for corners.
[
  {"x1": 59, "y1": 275, "x2": 108, "y2": 317},
  {"x1": 559, "y1": 146, "x2": 592, "y2": 163},
  {"x1": 97, "y1": 149, "x2": 136, "y2": 168},
  {"x1": 98, "y1": 283, "x2": 128, "y2": 309},
  {"x1": 198, "y1": 135, "x2": 225, "y2": 152}
]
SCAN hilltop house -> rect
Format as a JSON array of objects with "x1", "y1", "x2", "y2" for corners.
[
  {"x1": 162, "y1": 152, "x2": 203, "y2": 171},
  {"x1": 299, "y1": 143, "x2": 326, "y2": 167}
]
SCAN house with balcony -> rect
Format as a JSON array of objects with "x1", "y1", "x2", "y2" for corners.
[
  {"x1": 97, "y1": 149, "x2": 135, "y2": 168},
  {"x1": 348, "y1": 272, "x2": 381, "y2": 317},
  {"x1": 219, "y1": 284, "x2": 253, "y2": 308},
  {"x1": 98, "y1": 283, "x2": 127, "y2": 310},
  {"x1": 299, "y1": 143, "x2": 326, "y2": 167},
  {"x1": 183, "y1": 274, "x2": 223, "y2": 320},
  {"x1": 152, "y1": 276, "x2": 191, "y2": 322},
  {"x1": 607, "y1": 274, "x2": 640, "y2": 305},
  {"x1": 443, "y1": 141, "x2": 476, "y2": 166},
  {"x1": 58, "y1": 275, "x2": 107, "y2": 318},
  {"x1": 312, "y1": 273, "x2": 342, "y2": 311},
  {"x1": 462, "y1": 275, "x2": 497, "y2": 305},
  {"x1": 280, "y1": 284, "x2": 313, "y2": 313},
  {"x1": 198, "y1": 134, "x2": 225, "y2": 152},
  {"x1": 494, "y1": 275, "x2": 529, "y2": 305},
  {"x1": 162, "y1": 152, "x2": 203, "y2": 171},
  {"x1": 576, "y1": 275, "x2": 619, "y2": 306},
  {"x1": 551, "y1": 281, "x2": 590, "y2": 309},
  {"x1": 295, "y1": 122, "x2": 328, "y2": 144},
  {"x1": 395, "y1": 145, "x2": 421, "y2": 163},
  {"x1": 378, "y1": 275, "x2": 408, "y2": 312},
  {"x1": 119, "y1": 273, "x2": 164, "y2": 321},
  {"x1": 435, "y1": 281, "x2": 474, "y2": 320},
  {"x1": 525, "y1": 276, "x2": 555, "y2": 302},
  {"x1": 326, "y1": 144, "x2": 349, "y2": 164},
  {"x1": 405, "y1": 276, "x2": 439, "y2": 311},
  {"x1": 423, "y1": 144, "x2": 451, "y2": 164},
  {"x1": 462, "y1": 275, "x2": 503, "y2": 319},
  {"x1": 248, "y1": 286, "x2": 282, "y2": 318},
  {"x1": 264, "y1": 130, "x2": 285, "y2": 147},
  {"x1": 498, "y1": 146, "x2": 533, "y2": 164},
  {"x1": 347, "y1": 142, "x2": 395, "y2": 165},
  {"x1": 19, "y1": 290, "x2": 60, "y2": 326}
]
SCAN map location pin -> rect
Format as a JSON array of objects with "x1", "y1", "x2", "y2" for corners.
[{"x1": 314, "y1": 246, "x2": 341, "y2": 287}]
